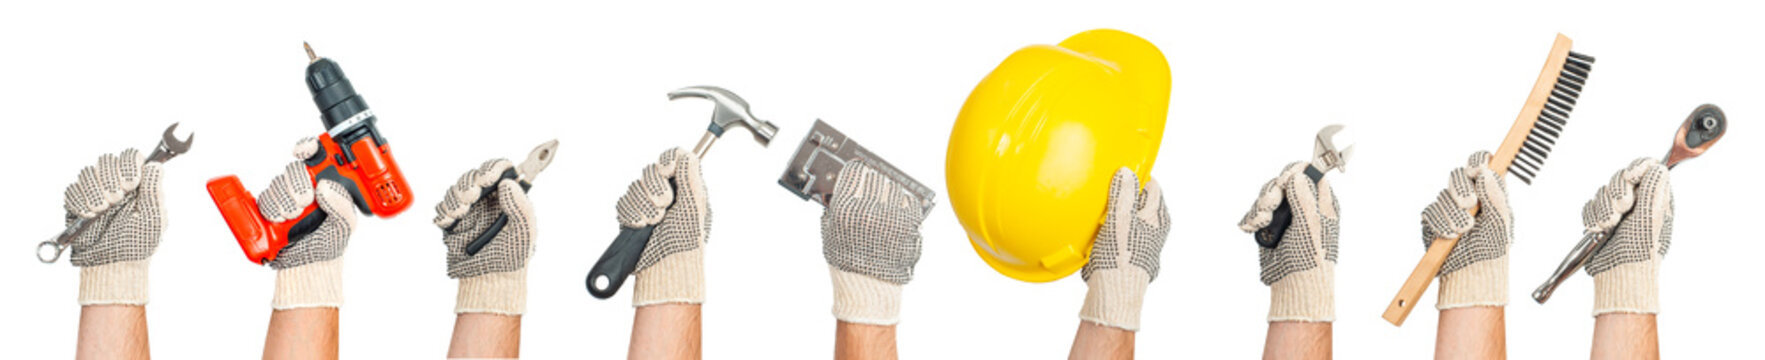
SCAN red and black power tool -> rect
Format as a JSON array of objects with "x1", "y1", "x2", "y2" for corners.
[{"x1": 207, "y1": 43, "x2": 413, "y2": 264}]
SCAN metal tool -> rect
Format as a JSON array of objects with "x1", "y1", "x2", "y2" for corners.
[
  {"x1": 670, "y1": 86, "x2": 781, "y2": 158},
  {"x1": 779, "y1": 119, "x2": 936, "y2": 215},
  {"x1": 208, "y1": 43, "x2": 415, "y2": 264},
  {"x1": 461, "y1": 139, "x2": 559, "y2": 256},
  {"x1": 1254, "y1": 124, "x2": 1353, "y2": 248},
  {"x1": 1532, "y1": 104, "x2": 1726, "y2": 304},
  {"x1": 587, "y1": 86, "x2": 780, "y2": 299},
  {"x1": 39, "y1": 123, "x2": 194, "y2": 263}
]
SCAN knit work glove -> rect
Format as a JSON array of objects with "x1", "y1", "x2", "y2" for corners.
[
  {"x1": 1238, "y1": 162, "x2": 1339, "y2": 322},
  {"x1": 1582, "y1": 158, "x2": 1673, "y2": 316},
  {"x1": 1419, "y1": 151, "x2": 1513, "y2": 310},
  {"x1": 435, "y1": 159, "x2": 538, "y2": 315},
  {"x1": 63, "y1": 149, "x2": 165, "y2": 305},
  {"x1": 619, "y1": 148, "x2": 711, "y2": 306},
  {"x1": 261, "y1": 137, "x2": 358, "y2": 310},
  {"x1": 1079, "y1": 168, "x2": 1170, "y2": 331},
  {"x1": 821, "y1": 163, "x2": 927, "y2": 325}
]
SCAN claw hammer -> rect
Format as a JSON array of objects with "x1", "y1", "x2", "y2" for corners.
[{"x1": 587, "y1": 86, "x2": 780, "y2": 299}]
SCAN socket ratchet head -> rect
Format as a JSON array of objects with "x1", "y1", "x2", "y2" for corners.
[{"x1": 668, "y1": 86, "x2": 781, "y2": 153}]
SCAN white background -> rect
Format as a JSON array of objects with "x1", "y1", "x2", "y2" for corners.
[{"x1": 2, "y1": 1, "x2": 1760, "y2": 358}]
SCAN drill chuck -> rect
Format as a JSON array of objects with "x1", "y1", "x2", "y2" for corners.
[{"x1": 305, "y1": 57, "x2": 374, "y2": 136}]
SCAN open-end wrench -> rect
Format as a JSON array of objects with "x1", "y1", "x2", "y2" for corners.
[
  {"x1": 457, "y1": 139, "x2": 558, "y2": 256},
  {"x1": 39, "y1": 123, "x2": 194, "y2": 263},
  {"x1": 1532, "y1": 104, "x2": 1726, "y2": 304},
  {"x1": 587, "y1": 86, "x2": 780, "y2": 299},
  {"x1": 1254, "y1": 124, "x2": 1353, "y2": 248}
]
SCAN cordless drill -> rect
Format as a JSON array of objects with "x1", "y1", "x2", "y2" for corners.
[{"x1": 207, "y1": 43, "x2": 414, "y2": 264}]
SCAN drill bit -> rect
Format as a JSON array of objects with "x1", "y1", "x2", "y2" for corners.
[{"x1": 304, "y1": 42, "x2": 318, "y2": 63}]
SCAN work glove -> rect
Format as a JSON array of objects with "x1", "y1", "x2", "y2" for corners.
[
  {"x1": 62, "y1": 149, "x2": 165, "y2": 305},
  {"x1": 434, "y1": 159, "x2": 537, "y2": 315},
  {"x1": 1079, "y1": 168, "x2": 1170, "y2": 331},
  {"x1": 619, "y1": 147, "x2": 711, "y2": 306},
  {"x1": 260, "y1": 137, "x2": 358, "y2": 310},
  {"x1": 1238, "y1": 162, "x2": 1339, "y2": 322},
  {"x1": 1419, "y1": 151, "x2": 1513, "y2": 310},
  {"x1": 1581, "y1": 158, "x2": 1673, "y2": 316},
  {"x1": 821, "y1": 163, "x2": 927, "y2": 325}
]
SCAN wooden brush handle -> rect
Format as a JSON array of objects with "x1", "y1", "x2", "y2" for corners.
[{"x1": 1382, "y1": 203, "x2": 1480, "y2": 326}]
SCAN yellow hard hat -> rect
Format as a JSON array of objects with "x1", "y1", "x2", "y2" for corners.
[{"x1": 946, "y1": 29, "x2": 1170, "y2": 282}]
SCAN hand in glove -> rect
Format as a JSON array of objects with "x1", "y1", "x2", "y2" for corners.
[
  {"x1": 435, "y1": 159, "x2": 537, "y2": 315},
  {"x1": 1581, "y1": 158, "x2": 1673, "y2": 316},
  {"x1": 62, "y1": 149, "x2": 165, "y2": 305},
  {"x1": 617, "y1": 148, "x2": 711, "y2": 306},
  {"x1": 821, "y1": 163, "x2": 928, "y2": 325},
  {"x1": 1079, "y1": 168, "x2": 1170, "y2": 331},
  {"x1": 1419, "y1": 151, "x2": 1513, "y2": 309},
  {"x1": 1238, "y1": 162, "x2": 1339, "y2": 322},
  {"x1": 259, "y1": 137, "x2": 358, "y2": 310}
]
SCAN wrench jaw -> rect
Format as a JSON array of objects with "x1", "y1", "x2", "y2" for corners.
[
  {"x1": 149, "y1": 122, "x2": 195, "y2": 163},
  {"x1": 1312, "y1": 124, "x2": 1353, "y2": 174}
]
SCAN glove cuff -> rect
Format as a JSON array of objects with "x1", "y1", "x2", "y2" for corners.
[
  {"x1": 1438, "y1": 255, "x2": 1508, "y2": 310},
  {"x1": 1079, "y1": 267, "x2": 1150, "y2": 331},
  {"x1": 829, "y1": 265, "x2": 903, "y2": 325},
  {"x1": 273, "y1": 258, "x2": 344, "y2": 310},
  {"x1": 1593, "y1": 261, "x2": 1660, "y2": 316},
  {"x1": 634, "y1": 249, "x2": 704, "y2": 306},
  {"x1": 79, "y1": 259, "x2": 150, "y2": 306},
  {"x1": 1269, "y1": 263, "x2": 1334, "y2": 322},
  {"x1": 457, "y1": 268, "x2": 528, "y2": 315}
]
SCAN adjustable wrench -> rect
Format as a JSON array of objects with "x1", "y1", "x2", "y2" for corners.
[
  {"x1": 587, "y1": 86, "x2": 780, "y2": 299},
  {"x1": 39, "y1": 123, "x2": 194, "y2": 263},
  {"x1": 1254, "y1": 124, "x2": 1352, "y2": 248},
  {"x1": 1532, "y1": 104, "x2": 1726, "y2": 304}
]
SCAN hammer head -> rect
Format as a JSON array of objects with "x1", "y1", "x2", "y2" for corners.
[{"x1": 668, "y1": 86, "x2": 781, "y2": 146}]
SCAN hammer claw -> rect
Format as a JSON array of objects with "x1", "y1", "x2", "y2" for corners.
[{"x1": 668, "y1": 86, "x2": 780, "y2": 146}]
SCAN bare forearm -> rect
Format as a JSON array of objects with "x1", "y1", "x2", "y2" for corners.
[
  {"x1": 630, "y1": 304, "x2": 701, "y2": 360},
  {"x1": 264, "y1": 308, "x2": 340, "y2": 360},
  {"x1": 1069, "y1": 321, "x2": 1134, "y2": 360},
  {"x1": 77, "y1": 305, "x2": 149, "y2": 360},
  {"x1": 1435, "y1": 307, "x2": 1505, "y2": 360},
  {"x1": 1591, "y1": 313, "x2": 1657, "y2": 360},
  {"x1": 449, "y1": 313, "x2": 521, "y2": 358},
  {"x1": 1264, "y1": 322, "x2": 1330, "y2": 360},
  {"x1": 835, "y1": 321, "x2": 897, "y2": 360}
]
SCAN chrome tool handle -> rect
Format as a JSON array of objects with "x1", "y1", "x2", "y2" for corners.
[
  {"x1": 39, "y1": 215, "x2": 99, "y2": 263},
  {"x1": 1533, "y1": 231, "x2": 1607, "y2": 303}
]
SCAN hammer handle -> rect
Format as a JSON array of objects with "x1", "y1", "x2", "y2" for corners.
[
  {"x1": 587, "y1": 178, "x2": 677, "y2": 299},
  {"x1": 587, "y1": 224, "x2": 655, "y2": 299}
]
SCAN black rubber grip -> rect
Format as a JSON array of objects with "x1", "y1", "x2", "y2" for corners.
[
  {"x1": 587, "y1": 225, "x2": 655, "y2": 299},
  {"x1": 463, "y1": 169, "x2": 522, "y2": 256},
  {"x1": 1254, "y1": 165, "x2": 1326, "y2": 248},
  {"x1": 587, "y1": 178, "x2": 678, "y2": 299}
]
